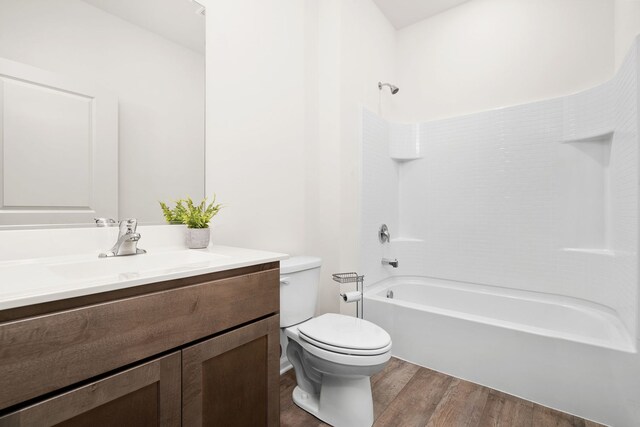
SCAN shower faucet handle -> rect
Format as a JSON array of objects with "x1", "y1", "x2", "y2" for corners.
[{"x1": 379, "y1": 224, "x2": 391, "y2": 243}]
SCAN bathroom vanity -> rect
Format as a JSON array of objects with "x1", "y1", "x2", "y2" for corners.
[{"x1": 0, "y1": 233, "x2": 285, "y2": 427}]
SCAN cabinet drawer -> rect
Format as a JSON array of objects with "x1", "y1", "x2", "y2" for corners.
[
  {"x1": 0, "y1": 267, "x2": 278, "y2": 410},
  {"x1": 0, "y1": 352, "x2": 181, "y2": 427}
]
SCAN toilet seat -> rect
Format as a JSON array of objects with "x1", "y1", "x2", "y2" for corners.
[
  {"x1": 286, "y1": 325, "x2": 392, "y2": 367},
  {"x1": 297, "y1": 313, "x2": 392, "y2": 354},
  {"x1": 298, "y1": 332, "x2": 392, "y2": 356}
]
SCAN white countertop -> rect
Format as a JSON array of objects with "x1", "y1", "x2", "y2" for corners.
[{"x1": 0, "y1": 244, "x2": 287, "y2": 311}]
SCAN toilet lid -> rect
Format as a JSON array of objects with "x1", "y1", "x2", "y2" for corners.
[{"x1": 298, "y1": 313, "x2": 391, "y2": 352}]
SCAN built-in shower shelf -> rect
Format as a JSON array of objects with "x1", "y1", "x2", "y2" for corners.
[
  {"x1": 561, "y1": 130, "x2": 614, "y2": 144},
  {"x1": 555, "y1": 131, "x2": 613, "y2": 252},
  {"x1": 390, "y1": 237, "x2": 424, "y2": 243},
  {"x1": 389, "y1": 122, "x2": 423, "y2": 161},
  {"x1": 561, "y1": 248, "x2": 615, "y2": 257},
  {"x1": 390, "y1": 155, "x2": 423, "y2": 162}
]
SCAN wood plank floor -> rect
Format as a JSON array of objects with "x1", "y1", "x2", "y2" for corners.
[{"x1": 280, "y1": 357, "x2": 604, "y2": 427}]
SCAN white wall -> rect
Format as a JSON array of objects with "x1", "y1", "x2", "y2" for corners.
[
  {"x1": 615, "y1": 0, "x2": 640, "y2": 68},
  {"x1": 310, "y1": 0, "x2": 398, "y2": 315},
  {"x1": 305, "y1": 0, "x2": 342, "y2": 315},
  {"x1": 338, "y1": 0, "x2": 398, "y2": 307},
  {"x1": 395, "y1": 0, "x2": 616, "y2": 122},
  {"x1": 203, "y1": 0, "x2": 396, "y2": 315},
  {"x1": 204, "y1": 0, "x2": 307, "y2": 256},
  {"x1": 0, "y1": 0, "x2": 205, "y2": 222}
]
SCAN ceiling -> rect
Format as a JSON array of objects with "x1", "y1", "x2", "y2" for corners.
[
  {"x1": 82, "y1": 0, "x2": 205, "y2": 54},
  {"x1": 373, "y1": 0, "x2": 472, "y2": 29}
]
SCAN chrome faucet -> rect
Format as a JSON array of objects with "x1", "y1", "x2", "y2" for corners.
[
  {"x1": 382, "y1": 258, "x2": 399, "y2": 268},
  {"x1": 99, "y1": 219, "x2": 147, "y2": 258}
]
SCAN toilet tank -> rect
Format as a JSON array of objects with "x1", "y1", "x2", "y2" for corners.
[{"x1": 280, "y1": 256, "x2": 322, "y2": 328}]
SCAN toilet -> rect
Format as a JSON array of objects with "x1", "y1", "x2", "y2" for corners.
[{"x1": 280, "y1": 256, "x2": 392, "y2": 427}]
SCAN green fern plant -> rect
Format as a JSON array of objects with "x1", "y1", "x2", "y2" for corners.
[
  {"x1": 159, "y1": 201, "x2": 184, "y2": 224},
  {"x1": 159, "y1": 196, "x2": 222, "y2": 229},
  {"x1": 180, "y1": 196, "x2": 222, "y2": 229}
]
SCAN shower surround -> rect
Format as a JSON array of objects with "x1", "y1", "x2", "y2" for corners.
[{"x1": 360, "y1": 41, "x2": 640, "y2": 426}]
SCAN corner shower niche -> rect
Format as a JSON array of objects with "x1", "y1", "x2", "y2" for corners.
[
  {"x1": 389, "y1": 122, "x2": 422, "y2": 161},
  {"x1": 556, "y1": 132, "x2": 613, "y2": 255}
]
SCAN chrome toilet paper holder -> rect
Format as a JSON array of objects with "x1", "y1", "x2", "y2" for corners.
[{"x1": 333, "y1": 272, "x2": 364, "y2": 319}]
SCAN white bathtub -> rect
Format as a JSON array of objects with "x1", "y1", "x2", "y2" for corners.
[{"x1": 364, "y1": 276, "x2": 638, "y2": 426}]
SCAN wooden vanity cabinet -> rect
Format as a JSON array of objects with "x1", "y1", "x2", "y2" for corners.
[{"x1": 0, "y1": 262, "x2": 280, "y2": 427}]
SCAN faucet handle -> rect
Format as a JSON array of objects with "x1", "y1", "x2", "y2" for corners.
[
  {"x1": 379, "y1": 224, "x2": 391, "y2": 243},
  {"x1": 94, "y1": 218, "x2": 116, "y2": 227},
  {"x1": 119, "y1": 218, "x2": 138, "y2": 234}
]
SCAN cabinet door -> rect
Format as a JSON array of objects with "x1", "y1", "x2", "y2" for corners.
[
  {"x1": 0, "y1": 352, "x2": 180, "y2": 427},
  {"x1": 182, "y1": 315, "x2": 280, "y2": 426}
]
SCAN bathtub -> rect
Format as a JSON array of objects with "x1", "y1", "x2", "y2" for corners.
[{"x1": 364, "y1": 276, "x2": 638, "y2": 426}]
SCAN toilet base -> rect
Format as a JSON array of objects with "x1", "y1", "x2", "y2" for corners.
[
  {"x1": 292, "y1": 375, "x2": 374, "y2": 427},
  {"x1": 292, "y1": 386, "x2": 320, "y2": 417}
]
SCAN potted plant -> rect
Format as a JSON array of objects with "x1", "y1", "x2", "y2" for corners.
[{"x1": 159, "y1": 196, "x2": 222, "y2": 249}]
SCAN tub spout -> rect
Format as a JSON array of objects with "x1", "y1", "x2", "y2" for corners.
[{"x1": 382, "y1": 258, "x2": 399, "y2": 268}]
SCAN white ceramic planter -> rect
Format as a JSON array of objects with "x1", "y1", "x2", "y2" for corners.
[{"x1": 186, "y1": 227, "x2": 210, "y2": 249}]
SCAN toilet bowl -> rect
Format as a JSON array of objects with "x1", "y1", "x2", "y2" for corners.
[{"x1": 280, "y1": 257, "x2": 392, "y2": 427}]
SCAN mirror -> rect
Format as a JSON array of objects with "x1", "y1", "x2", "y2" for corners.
[{"x1": 0, "y1": 0, "x2": 205, "y2": 226}]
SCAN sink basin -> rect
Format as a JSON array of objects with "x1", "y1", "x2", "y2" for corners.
[{"x1": 47, "y1": 250, "x2": 229, "y2": 281}]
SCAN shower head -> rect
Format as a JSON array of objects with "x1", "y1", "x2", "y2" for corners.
[{"x1": 378, "y1": 82, "x2": 399, "y2": 95}]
